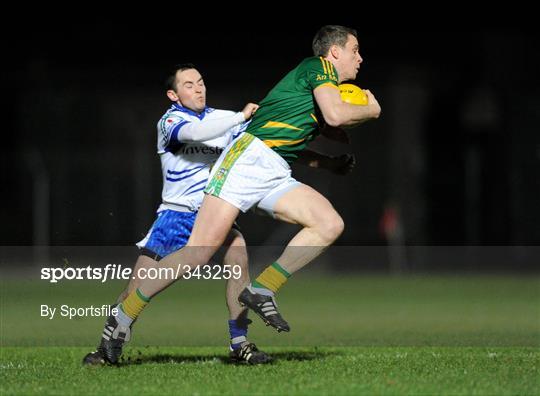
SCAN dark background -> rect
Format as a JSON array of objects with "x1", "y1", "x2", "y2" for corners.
[{"x1": 3, "y1": 22, "x2": 539, "y2": 255}]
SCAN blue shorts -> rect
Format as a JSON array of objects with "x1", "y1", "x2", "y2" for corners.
[{"x1": 136, "y1": 210, "x2": 196, "y2": 260}]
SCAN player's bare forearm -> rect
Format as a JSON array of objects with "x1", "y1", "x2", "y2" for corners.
[
  {"x1": 314, "y1": 85, "x2": 381, "y2": 127},
  {"x1": 340, "y1": 99, "x2": 380, "y2": 127},
  {"x1": 331, "y1": 97, "x2": 380, "y2": 127}
]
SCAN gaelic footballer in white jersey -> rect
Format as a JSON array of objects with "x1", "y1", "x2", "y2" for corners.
[
  {"x1": 136, "y1": 103, "x2": 248, "y2": 259},
  {"x1": 82, "y1": 65, "x2": 272, "y2": 368}
]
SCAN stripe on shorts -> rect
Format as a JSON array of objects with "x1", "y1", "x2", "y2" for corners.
[{"x1": 204, "y1": 133, "x2": 255, "y2": 196}]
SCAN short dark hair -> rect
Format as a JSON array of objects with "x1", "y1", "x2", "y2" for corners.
[
  {"x1": 165, "y1": 63, "x2": 197, "y2": 91},
  {"x1": 312, "y1": 25, "x2": 357, "y2": 57}
]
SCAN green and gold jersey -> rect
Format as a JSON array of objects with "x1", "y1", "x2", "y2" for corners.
[{"x1": 246, "y1": 56, "x2": 339, "y2": 163}]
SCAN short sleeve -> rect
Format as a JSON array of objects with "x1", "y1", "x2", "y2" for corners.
[{"x1": 306, "y1": 57, "x2": 339, "y2": 90}]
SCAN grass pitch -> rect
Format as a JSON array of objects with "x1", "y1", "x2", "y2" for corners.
[{"x1": 1, "y1": 275, "x2": 539, "y2": 394}]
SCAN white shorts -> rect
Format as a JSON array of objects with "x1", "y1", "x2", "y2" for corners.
[{"x1": 204, "y1": 133, "x2": 301, "y2": 215}]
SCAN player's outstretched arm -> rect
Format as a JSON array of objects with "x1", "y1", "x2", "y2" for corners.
[
  {"x1": 178, "y1": 103, "x2": 259, "y2": 143},
  {"x1": 314, "y1": 85, "x2": 381, "y2": 127}
]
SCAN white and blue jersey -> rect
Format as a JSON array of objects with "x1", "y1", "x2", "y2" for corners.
[
  {"x1": 158, "y1": 103, "x2": 246, "y2": 212},
  {"x1": 137, "y1": 103, "x2": 247, "y2": 259}
]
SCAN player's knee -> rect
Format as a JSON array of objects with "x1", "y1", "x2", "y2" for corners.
[
  {"x1": 224, "y1": 232, "x2": 248, "y2": 269},
  {"x1": 235, "y1": 253, "x2": 249, "y2": 270},
  {"x1": 318, "y1": 213, "x2": 345, "y2": 244},
  {"x1": 225, "y1": 251, "x2": 248, "y2": 272}
]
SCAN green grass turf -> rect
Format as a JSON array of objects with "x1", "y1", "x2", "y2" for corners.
[
  {"x1": 1, "y1": 275, "x2": 539, "y2": 394},
  {"x1": 1, "y1": 347, "x2": 538, "y2": 395}
]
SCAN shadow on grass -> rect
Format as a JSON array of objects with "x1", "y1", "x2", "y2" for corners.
[{"x1": 119, "y1": 348, "x2": 339, "y2": 366}]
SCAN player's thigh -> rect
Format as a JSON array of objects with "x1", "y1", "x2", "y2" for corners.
[
  {"x1": 187, "y1": 194, "x2": 240, "y2": 247},
  {"x1": 272, "y1": 183, "x2": 342, "y2": 228}
]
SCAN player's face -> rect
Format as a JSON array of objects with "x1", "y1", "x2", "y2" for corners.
[
  {"x1": 175, "y1": 69, "x2": 206, "y2": 112},
  {"x1": 339, "y1": 34, "x2": 363, "y2": 81}
]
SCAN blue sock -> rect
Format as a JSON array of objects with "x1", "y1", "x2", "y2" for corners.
[{"x1": 228, "y1": 319, "x2": 248, "y2": 350}]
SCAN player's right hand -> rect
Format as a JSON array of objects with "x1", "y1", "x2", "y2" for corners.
[
  {"x1": 364, "y1": 90, "x2": 381, "y2": 119},
  {"x1": 242, "y1": 103, "x2": 259, "y2": 121}
]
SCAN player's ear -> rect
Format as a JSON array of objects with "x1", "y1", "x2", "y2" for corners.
[
  {"x1": 329, "y1": 44, "x2": 340, "y2": 59},
  {"x1": 167, "y1": 89, "x2": 179, "y2": 102}
]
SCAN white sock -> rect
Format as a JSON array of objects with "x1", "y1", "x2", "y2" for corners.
[
  {"x1": 115, "y1": 304, "x2": 134, "y2": 327},
  {"x1": 249, "y1": 284, "x2": 274, "y2": 297}
]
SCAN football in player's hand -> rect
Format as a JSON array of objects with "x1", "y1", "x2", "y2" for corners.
[{"x1": 339, "y1": 83, "x2": 368, "y2": 106}]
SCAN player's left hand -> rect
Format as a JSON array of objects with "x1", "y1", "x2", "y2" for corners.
[{"x1": 328, "y1": 154, "x2": 356, "y2": 175}]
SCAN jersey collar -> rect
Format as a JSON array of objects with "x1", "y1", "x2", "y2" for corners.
[{"x1": 173, "y1": 103, "x2": 210, "y2": 120}]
